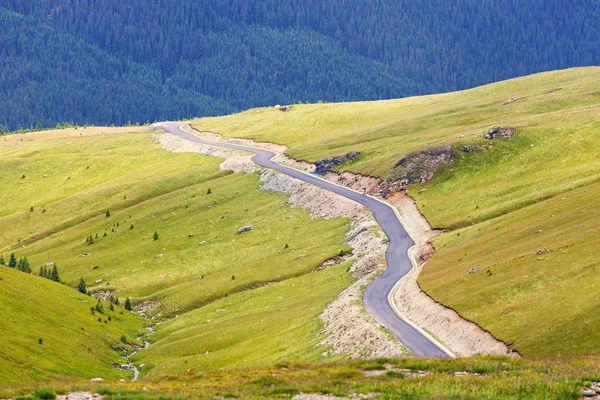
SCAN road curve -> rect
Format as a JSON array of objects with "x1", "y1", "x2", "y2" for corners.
[{"x1": 159, "y1": 122, "x2": 450, "y2": 358}]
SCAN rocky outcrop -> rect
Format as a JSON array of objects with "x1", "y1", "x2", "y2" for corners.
[
  {"x1": 484, "y1": 126, "x2": 516, "y2": 139},
  {"x1": 393, "y1": 145, "x2": 455, "y2": 185},
  {"x1": 314, "y1": 152, "x2": 361, "y2": 174}
]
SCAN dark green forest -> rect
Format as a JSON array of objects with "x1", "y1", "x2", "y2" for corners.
[{"x1": 1, "y1": 0, "x2": 599, "y2": 130}]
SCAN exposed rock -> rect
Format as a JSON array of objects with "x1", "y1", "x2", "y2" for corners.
[
  {"x1": 458, "y1": 144, "x2": 480, "y2": 153},
  {"x1": 392, "y1": 145, "x2": 455, "y2": 185},
  {"x1": 315, "y1": 155, "x2": 346, "y2": 174},
  {"x1": 484, "y1": 126, "x2": 516, "y2": 139},
  {"x1": 536, "y1": 248, "x2": 550, "y2": 255},
  {"x1": 346, "y1": 151, "x2": 360, "y2": 160},
  {"x1": 468, "y1": 268, "x2": 483, "y2": 274},
  {"x1": 45, "y1": 262, "x2": 54, "y2": 267},
  {"x1": 314, "y1": 152, "x2": 361, "y2": 174},
  {"x1": 237, "y1": 225, "x2": 254, "y2": 234},
  {"x1": 279, "y1": 105, "x2": 292, "y2": 112},
  {"x1": 501, "y1": 97, "x2": 525, "y2": 106},
  {"x1": 155, "y1": 253, "x2": 164, "y2": 258},
  {"x1": 92, "y1": 290, "x2": 114, "y2": 301}
]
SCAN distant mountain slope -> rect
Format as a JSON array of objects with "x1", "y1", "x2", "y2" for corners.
[
  {"x1": 0, "y1": 8, "x2": 228, "y2": 130},
  {"x1": 1, "y1": 0, "x2": 599, "y2": 130}
]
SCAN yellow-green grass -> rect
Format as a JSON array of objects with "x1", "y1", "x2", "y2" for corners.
[
  {"x1": 191, "y1": 67, "x2": 600, "y2": 230},
  {"x1": 191, "y1": 67, "x2": 600, "y2": 358},
  {"x1": 0, "y1": 128, "x2": 352, "y2": 379},
  {"x1": 135, "y1": 262, "x2": 353, "y2": 376},
  {"x1": 0, "y1": 267, "x2": 145, "y2": 384},
  {"x1": 4, "y1": 357, "x2": 600, "y2": 399},
  {"x1": 420, "y1": 182, "x2": 600, "y2": 358}
]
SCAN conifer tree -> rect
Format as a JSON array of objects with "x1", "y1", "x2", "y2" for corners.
[
  {"x1": 0, "y1": 255, "x2": 4, "y2": 265},
  {"x1": 8, "y1": 253, "x2": 17, "y2": 269},
  {"x1": 124, "y1": 297, "x2": 132, "y2": 311},
  {"x1": 19, "y1": 257, "x2": 31, "y2": 273},
  {"x1": 153, "y1": 231, "x2": 159, "y2": 241},
  {"x1": 50, "y1": 265, "x2": 60, "y2": 282},
  {"x1": 78, "y1": 277, "x2": 87, "y2": 294}
]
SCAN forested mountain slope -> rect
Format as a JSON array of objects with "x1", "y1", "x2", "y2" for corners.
[{"x1": 1, "y1": 0, "x2": 599, "y2": 130}]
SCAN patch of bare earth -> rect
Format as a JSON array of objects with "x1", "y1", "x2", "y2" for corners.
[
  {"x1": 57, "y1": 393, "x2": 103, "y2": 400},
  {"x1": 153, "y1": 128, "x2": 407, "y2": 359},
  {"x1": 293, "y1": 394, "x2": 376, "y2": 400}
]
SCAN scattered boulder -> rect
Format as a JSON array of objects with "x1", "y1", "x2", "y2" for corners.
[
  {"x1": 93, "y1": 265, "x2": 99, "y2": 270},
  {"x1": 468, "y1": 268, "x2": 483, "y2": 274},
  {"x1": 188, "y1": 233, "x2": 194, "y2": 238},
  {"x1": 279, "y1": 105, "x2": 292, "y2": 112},
  {"x1": 45, "y1": 262, "x2": 54, "y2": 267},
  {"x1": 536, "y1": 248, "x2": 550, "y2": 255},
  {"x1": 393, "y1": 145, "x2": 455, "y2": 185},
  {"x1": 582, "y1": 389, "x2": 596, "y2": 397},
  {"x1": 95, "y1": 279, "x2": 102, "y2": 284},
  {"x1": 199, "y1": 240, "x2": 206, "y2": 245},
  {"x1": 155, "y1": 253, "x2": 164, "y2": 258},
  {"x1": 484, "y1": 127, "x2": 515, "y2": 139},
  {"x1": 238, "y1": 225, "x2": 254, "y2": 234},
  {"x1": 82, "y1": 253, "x2": 91, "y2": 257}
]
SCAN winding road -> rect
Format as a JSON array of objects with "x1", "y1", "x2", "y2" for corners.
[{"x1": 159, "y1": 122, "x2": 451, "y2": 358}]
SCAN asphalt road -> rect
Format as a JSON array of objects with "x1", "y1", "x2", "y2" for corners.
[{"x1": 159, "y1": 122, "x2": 450, "y2": 358}]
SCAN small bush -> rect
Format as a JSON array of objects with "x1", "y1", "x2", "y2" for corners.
[{"x1": 33, "y1": 388, "x2": 56, "y2": 400}]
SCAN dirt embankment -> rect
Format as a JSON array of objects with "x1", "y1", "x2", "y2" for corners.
[
  {"x1": 153, "y1": 131, "x2": 407, "y2": 358},
  {"x1": 321, "y1": 168, "x2": 510, "y2": 356},
  {"x1": 388, "y1": 192, "x2": 510, "y2": 357}
]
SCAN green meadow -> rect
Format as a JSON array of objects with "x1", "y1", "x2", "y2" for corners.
[
  {"x1": 0, "y1": 127, "x2": 352, "y2": 381},
  {"x1": 191, "y1": 67, "x2": 600, "y2": 358},
  {"x1": 0, "y1": 267, "x2": 145, "y2": 384},
  {"x1": 4, "y1": 356, "x2": 600, "y2": 400}
]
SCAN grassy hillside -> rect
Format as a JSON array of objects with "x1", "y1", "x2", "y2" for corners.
[
  {"x1": 191, "y1": 67, "x2": 600, "y2": 357},
  {"x1": 0, "y1": 267, "x2": 145, "y2": 384},
  {"x1": 0, "y1": 127, "x2": 353, "y2": 381}
]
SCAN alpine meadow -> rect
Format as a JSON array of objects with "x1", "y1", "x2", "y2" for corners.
[{"x1": 1, "y1": 2, "x2": 600, "y2": 400}]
